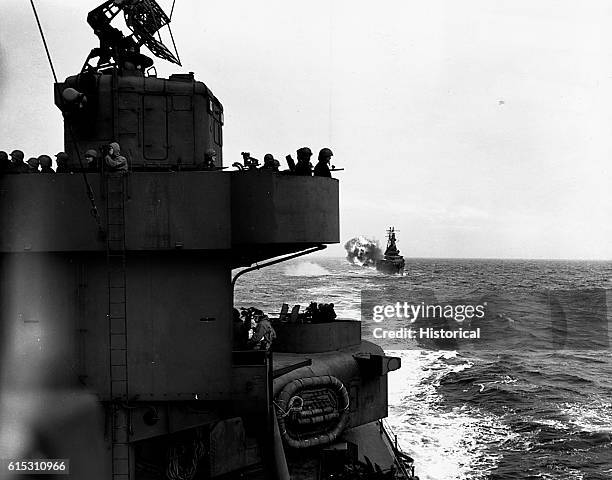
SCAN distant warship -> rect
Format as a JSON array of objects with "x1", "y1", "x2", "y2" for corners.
[{"x1": 376, "y1": 227, "x2": 405, "y2": 274}]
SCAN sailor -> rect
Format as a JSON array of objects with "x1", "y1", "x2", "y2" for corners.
[
  {"x1": 26, "y1": 157, "x2": 40, "y2": 173},
  {"x1": 9, "y1": 150, "x2": 29, "y2": 173},
  {"x1": 0, "y1": 151, "x2": 10, "y2": 174},
  {"x1": 249, "y1": 315, "x2": 277, "y2": 351},
  {"x1": 261, "y1": 153, "x2": 280, "y2": 172},
  {"x1": 322, "y1": 302, "x2": 337, "y2": 322},
  {"x1": 54, "y1": 152, "x2": 70, "y2": 173},
  {"x1": 233, "y1": 308, "x2": 250, "y2": 349},
  {"x1": 38, "y1": 155, "x2": 55, "y2": 173},
  {"x1": 104, "y1": 142, "x2": 128, "y2": 172},
  {"x1": 83, "y1": 149, "x2": 99, "y2": 172},
  {"x1": 294, "y1": 147, "x2": 313, "y2": 176},
  {"x1": 199, "y1": 148, "x2": 217, "y2": 170},
  {"x1": 313, "y1": 147, "x2": 333, "y2": 178}
]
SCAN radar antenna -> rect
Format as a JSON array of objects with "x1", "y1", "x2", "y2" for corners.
[{"x1": 83, "y1": 0, "x2": 181, "y2": 73}]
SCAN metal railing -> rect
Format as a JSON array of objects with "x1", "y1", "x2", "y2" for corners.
[{"x1": 379, "y1": 419, "x2": 416, "y2": 479}]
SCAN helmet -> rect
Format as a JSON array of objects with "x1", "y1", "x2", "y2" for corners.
[
  {"x1": 264, "y1": 153, "x2": 274, "y2": 162},
  {"x1": 297, "y1": 147, "x2": 312, "y2": 157},
  {"x1": 55, "y1": 152, "x2": 69, "y2": 160},
  {"x1": 62, "y1": 87, "x2": 83, "y2": 103},
  {"x1": 27, "y1": 157, "x2": 39, "y2": 168},
  {"x1": 38, "y1": 155, "x2": 52, "y2": 167},
  {"x1": 319, "y1": 147, "x2": 333, "y2": 158},
  {"x1": 10, "y1": 150, "x2": 24, "y2": 161},
  {"x1": 109, "y1": 142, "x2": 121, "y2": 153},
  {"x1": 84, "y1": 149, "x2": 98, "y2": 158},
  {"x1": 205, "y1": 148, "x2": 217, "y2": 157}
]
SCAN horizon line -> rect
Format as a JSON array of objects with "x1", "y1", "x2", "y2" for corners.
[{"x1": 316, "y1": 254, "x2": 612, "y2": 262}]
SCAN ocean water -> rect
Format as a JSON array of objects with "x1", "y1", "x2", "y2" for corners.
[{"x1": 234, "y1": 257, "x2": 612, "y2": 480}]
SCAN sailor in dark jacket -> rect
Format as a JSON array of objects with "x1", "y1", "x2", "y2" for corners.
[
  {"x1": 83, "y1": 149, "x2": 99, "y2": 172},
  {"x1": 56, "y1": 152, "x2": 71, "y2": 173},
  {"x1": 314, "y1": 148, "x2": 333, "y2": 178},
  {"x1": 38, "y1": 155, "x2": 55, "y2": 173},
  {"x1": 0, "y1": 151, "x2": 10, "y2": 174},
  {"x1": 9, "y1": 150, "x2": 29, "y2": 173},
  {"x1": 26, "y1": 157, "x2": 40, "y2": 173},
  {"x1": 199, "y1": 148, "x2": 217, "y2": 170},
  {"x1": 261, "y1": 153, "x2": 280, "y2": 172},
  {"x1": 294, "y1": 147, "x2": 313, "y2": 176}
]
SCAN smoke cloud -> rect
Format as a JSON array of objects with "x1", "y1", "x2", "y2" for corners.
[{"x1": 344, "y1": 236, "x2": 383, "y2": 267}]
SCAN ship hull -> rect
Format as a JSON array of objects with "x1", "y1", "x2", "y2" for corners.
[{"x1": 376, "y1": 257, "x2": 405, "y2": 274}]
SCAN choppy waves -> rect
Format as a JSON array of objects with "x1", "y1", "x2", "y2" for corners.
[
  {"x1": 234, "y1": 257, "x2": 612, "y2": 479},
  {"x1": 431, "y1": 352, "x2": 612, "y2": 479}
]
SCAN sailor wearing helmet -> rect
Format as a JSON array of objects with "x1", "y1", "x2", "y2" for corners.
[
  {"x1": 261, "y1": 153, "x2": 280, "y2": 172},
  {"x1": 84, "y1": 149, "x2": 99, "y2": 172},
  {"x1": 9, "y1": 150, "x2": 29, "y2": 173},
  {"x1": 314, "y1": 147, "x2": 333, "y2": 178},
  {"x1": 55, "y1": 152, "x2": 71, "y2": 173},
  {"x1": 199, "y1": 148, "x2": 217, "y2": 170},
  {"x1": 38, "y1": 155, "x2": 55, "y2": 173},
  {"x1": 294, "y1": 147, "x2": 313, "y2": 176}
]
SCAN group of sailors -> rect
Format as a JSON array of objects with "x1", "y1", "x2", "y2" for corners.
[
  {"x1": 2, "y1": 143, "x2": 336, "y2": 177},
  {"x1": 233, "y1": 307, "x2": 277, "y2": 351},
  {"x1": 233, "y1": 147, "x2": 336, "y2": 177},
  {"x1": 233, "y1": 301, "x2": 339, "y2": 351},
  {"x1": 0, "y1": 142, "x2": 128, "y2": 175},
  {"x1": 0, "y1": 150, "x2": 69, "y2": 174},
  {"x1": 291, "y1": 147, "x2": 335, "y2": 177}
]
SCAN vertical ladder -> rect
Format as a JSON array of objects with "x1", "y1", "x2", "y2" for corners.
[{"x1": 106, "y1": 173, "x2": 130, "y2": 480}]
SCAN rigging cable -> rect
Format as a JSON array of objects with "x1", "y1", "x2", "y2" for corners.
[
  {"x1": 168, "y1": 0, "x2": 181, "y2": 64},
  {"x1": 167, "y1": 24, "x2": 181, "y2": 66},
  {"x1": 165, "y1": 0, "x2": 181, "y2": 65},
  {"x1": 29, "y1": 0, "x2": 105, "y2": 237},
  {"x1": 29, "y1": 0, "x2": 57, "y2": 83}
]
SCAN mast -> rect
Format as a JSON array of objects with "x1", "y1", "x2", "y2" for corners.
[{"x1": 385, "y1": 226, "x2": 400, "y2": 256}]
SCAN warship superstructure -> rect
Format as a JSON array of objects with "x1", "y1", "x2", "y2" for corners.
[
  {"x1": 376, "y1": 228, "x2": 405, "y2": 275},
  {"x1": 0, "y1": 1, "x2": 416, "y2": 479}
]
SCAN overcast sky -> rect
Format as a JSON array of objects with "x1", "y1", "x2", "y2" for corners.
[{"x1": 1, "y1": 0, "x2": 611, "y2": 259}]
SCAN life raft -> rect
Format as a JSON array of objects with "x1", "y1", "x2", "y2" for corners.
[{"x1": 275, "y1": 375, "x2": 350, "y2": 449}]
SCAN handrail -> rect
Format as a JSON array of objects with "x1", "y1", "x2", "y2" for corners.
[
  {"x1": 379, "y1": 419, "x2": 416, "y2": 479},
  {"x1": 231, "y1": 245, "x2": 326, "y2": 290}
]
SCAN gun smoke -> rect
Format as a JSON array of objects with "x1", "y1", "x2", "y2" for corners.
[{"x1": 344, "y1": 236, "x2": 382, "y2": 267}]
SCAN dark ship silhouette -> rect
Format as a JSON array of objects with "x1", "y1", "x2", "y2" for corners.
[
  {"x1": 0, "y1": 1, "x2": 417, "y2": 479},
  {"x1": 376, "y1": 227, "x2": 406, "y2": 275}
]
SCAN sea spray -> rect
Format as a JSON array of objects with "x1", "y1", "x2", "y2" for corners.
[{"x1": 284, "y1": 261, "x2": 331, "y2": 277}]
